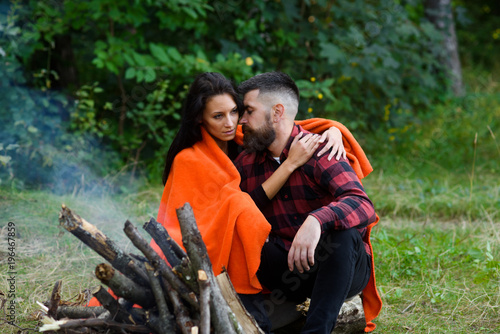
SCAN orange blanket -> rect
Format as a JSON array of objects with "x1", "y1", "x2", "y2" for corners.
[
  {"x1": 151, "y1": 127, "x2": 271, "y2": 294},
  {"x1": 236, "y1": 118, "x2": 382, "y2": 332}
]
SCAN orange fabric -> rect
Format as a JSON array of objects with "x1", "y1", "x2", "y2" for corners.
[
  {"x1": 237, "y1": 118, "x2": 382, "y2": 331},
  {"x1": 362, "y1": 214, "x2": 382, "y2": 332},
  {"x1": 86, "y1": 289, "x2": 123, "y2": 307},
  {"x1": 151, "y1": 127, "x2": 271, "y2": 294},
  {"x1": 86, "y1": 296, "x2": 101, "y2": 307}
]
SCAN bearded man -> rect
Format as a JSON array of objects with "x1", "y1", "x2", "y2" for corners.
[{"x1": 234, "y1": 72, "x2": 382, "y2": 334}]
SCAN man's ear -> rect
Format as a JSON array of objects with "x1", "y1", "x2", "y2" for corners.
[{"x1": 272, "y1": 104, "x2": 285, "y2": 122}]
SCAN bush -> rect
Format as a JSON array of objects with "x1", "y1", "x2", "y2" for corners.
[{"x1": 1, "y1": 0, "x2": 479, "y2": 188}]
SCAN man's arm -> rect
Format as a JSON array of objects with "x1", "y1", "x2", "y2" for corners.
[
  {"x1": 288, "y1": 156, "x2": 376, "y2": 273},
  {"x1": 309, "y1": 159, "x2": 376, "y2": 231},
  {"x1": 261, "y1": 132, "x2": 320, "y2": 200},
  {"x1": 235, "y1": 133, "x2": 322, "y2": 209}
]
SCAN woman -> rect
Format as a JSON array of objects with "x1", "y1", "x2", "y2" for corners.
[{"x1": 151, "y1": 72, "x2": 346, "y2": 295}]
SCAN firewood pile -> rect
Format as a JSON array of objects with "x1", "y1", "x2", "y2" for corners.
[{"x1": 38, "y1": 203, "x2": 263, "y2": 334}]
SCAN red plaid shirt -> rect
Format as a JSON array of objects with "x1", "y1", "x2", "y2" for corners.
[{"x1": 235, "y1": 124, "x2": 376, "y2": 254}]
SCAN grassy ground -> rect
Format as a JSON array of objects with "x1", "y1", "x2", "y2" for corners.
[
  {"x1": 0, "y1": 186, "x2": 163, "y2": 333},
  {"x1": 0, "y1": 171, "x2": 498, "y2": 333},
  {"x1": 0, "y1": 68, "x2": 498, "y2": 333}
]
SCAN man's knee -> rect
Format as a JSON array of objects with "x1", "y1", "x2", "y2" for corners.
[{"x1": 315, "y1": 228, "x2": 362, "y2": 261}]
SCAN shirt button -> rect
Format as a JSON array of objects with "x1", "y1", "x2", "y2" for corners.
[{"x1": 284, "y1": 195, "x2": 288, "y2": 199}]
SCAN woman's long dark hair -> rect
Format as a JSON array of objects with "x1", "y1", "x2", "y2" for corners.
[{"x1": 162, "y1": 72, "x2": 242, "y2": 185}]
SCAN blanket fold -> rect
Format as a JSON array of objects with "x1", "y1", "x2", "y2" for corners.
[{"x1": 152, "y1": 127, "x2": 271, "y2": 294}]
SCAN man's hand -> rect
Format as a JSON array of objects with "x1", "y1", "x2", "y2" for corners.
[
  {"x1": 287, "y1": 216, "x2": 321, "y2": 273},
  {"x1": 317, "y1": 127, "x2": 346, "y2": 161}
]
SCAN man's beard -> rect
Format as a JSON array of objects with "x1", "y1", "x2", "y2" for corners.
[{"x1": 242, "y1": 116, "x2": 276, "y2": 153}]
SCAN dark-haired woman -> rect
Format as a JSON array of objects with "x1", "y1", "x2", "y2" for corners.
[{"x1": 151, "y1": 72, "x2": 345, "y2": 300}]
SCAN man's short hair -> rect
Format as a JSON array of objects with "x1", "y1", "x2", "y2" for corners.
[{"x1": 239, "y1": 72, "x2": 300, "y2": 115}]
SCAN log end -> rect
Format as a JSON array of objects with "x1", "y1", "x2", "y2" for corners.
[
  {"x1": 198, "y1": 270, "x2": 208, "y2": 281},
  {"x1": 59, "y1": 205, "x2": 81, "y2": 231},
  {"x1": 175, "y1": 203, "x2": 194, "y2": 222},
  {"x1": 95, "y1": 263, "x2": 114, "y2": 282}
]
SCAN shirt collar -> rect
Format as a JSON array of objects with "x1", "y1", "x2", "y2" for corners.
[
  {"x1": 253, "y1": 123, "x2": 308, "y2": 165},
  {"x1": 280, "y1": 123, "x2": 307, "y2": 161}
]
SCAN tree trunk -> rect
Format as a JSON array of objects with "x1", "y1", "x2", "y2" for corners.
[{"x1": 425, "y1": 0, "x2": 465, "y2": 96}]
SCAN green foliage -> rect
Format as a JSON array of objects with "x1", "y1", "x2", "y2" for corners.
[
  {"x1": 1, "y1": 0, "x2": 493, "y2": 188},
  {"x1": 208, "y1": 0, "x2": 448, "y2": 132},
  {"x1": 0, "y1": 1, "x2": 120, "y2": 191},
  {"x1": 367, "y1": 71, "x2": 500, "y2": 171},
  {"x1": 455, "y1": 0, "x2": 500, "y2": 68},
  {"x1": 363, "y1": 68, "x2": 500, "y2": 221}
]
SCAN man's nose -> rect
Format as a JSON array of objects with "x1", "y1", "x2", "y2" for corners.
[{"x1": 239, "y1": 114, "x2": 247, "y2": 124}]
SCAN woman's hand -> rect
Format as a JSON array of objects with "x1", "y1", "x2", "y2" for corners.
[
  {"x1": 317, "y1": 127, "x2": 346, "y2": 161},
  {"x1": 286, "y1": 132, "x2": 321, "y2": 170}
]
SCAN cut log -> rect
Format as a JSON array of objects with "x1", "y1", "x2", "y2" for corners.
[
  {"x1": 47, "y1": 280, "x2": 62, "y2": 319},
  {"x1": 197, "y1": 270, "x2": 210, "y2": 334},
  {"x1": 50, "y1": 204, "x2": 277, "y2": 333},
  {"x1": 39, "y1": 317, "x2": 152, "y2": 333},
  {"x1": 59, "y1": 204, "x2": 149, "y2": 287},
  {"x1": 92, "y1": 286, "x2": 134, "y2": 325},
  {"x1": 123, "y1": 220, "x2": 199, "y2": 310},
  {"x1": 95, "y1": 263, "x2": 155, "y2": 309},
  {"x1": 176, "y1": 203, "x2": 240, "y2": 334},
  {"x1": 144, "y1": 262, "x2": 176, "y2": 333},
  {"x1": 123, "y1": 220, "x2": 197, "y2": 334},
  {"x1": 55, "y1": 306, "x2": 107, "y2": 320},
  {"x1": 144, "y1": 217, "x2": 199, "y2": 293},
  {"x1": 143, "y1": 217, "x2": 186, "y2": 266},
  {"x1": 331, "y1": 295, "x2": 365, "y2": 334},
  {"x1": 216, "y1": 272, "x2": 264, "y2": 334}
]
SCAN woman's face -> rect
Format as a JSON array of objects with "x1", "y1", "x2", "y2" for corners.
[{"x1": 201, "y1": 93, "x2": 239, "y2": 145}]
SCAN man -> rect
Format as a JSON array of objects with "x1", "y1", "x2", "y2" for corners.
[{"x1": 234, "y1": 72, "x2": 382, "y2": 333}]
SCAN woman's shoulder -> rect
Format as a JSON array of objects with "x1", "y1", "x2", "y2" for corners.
[{"x1": 172, "y1": 146, "x2": 198, "y2": 166}]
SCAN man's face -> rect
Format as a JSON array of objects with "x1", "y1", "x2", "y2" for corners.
[{"x1": 240, "y1": 89, "x2": 276, "y2": 152}]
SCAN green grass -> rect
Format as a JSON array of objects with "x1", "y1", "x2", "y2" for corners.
[
  {"x1": 0, "y1": 185, "x2": 164, "y2": 333},
  {"x1": 0, "y1": 179, "x2": 498, "y2": 333},
  {"x1": 0, "y1": 67, "x2": 498, "y2": 333},
  {"x1": 372, "y1": 218, "x2": 499, "y2": 333},
  {"x1": 364, "y1": 171, "x2": 499, "y2": 221}
]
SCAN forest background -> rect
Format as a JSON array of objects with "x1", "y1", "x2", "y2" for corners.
[{"x1": 0, "y1": 0, "x2": 499, "y2": 333}]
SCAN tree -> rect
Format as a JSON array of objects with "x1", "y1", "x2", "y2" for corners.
[
  {"x1": 425, "y1": 0, "x2": 465, "y2": 96},
  {"x1": 1, "y1": 0, "x2": 450, "y2": 189}
]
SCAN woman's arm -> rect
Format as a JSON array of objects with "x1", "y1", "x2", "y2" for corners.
[
  {"x1": 261, "y1": 132, "x2": 320, "y2": 200},
  {"x1": 317, "y1": 126, "x2": 346, "y2": 161},
  {"x1": 235, "y1": 119, "x2": 346, "y2": 160}
]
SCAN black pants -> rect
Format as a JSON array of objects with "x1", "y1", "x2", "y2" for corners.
[{"x1": 240, "y1": 228, "x2": 371, "y2": 334}]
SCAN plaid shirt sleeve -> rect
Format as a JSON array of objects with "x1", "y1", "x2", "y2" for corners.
[{"x1": 308, "y1": 155, "x2": 376, "y2": 232}]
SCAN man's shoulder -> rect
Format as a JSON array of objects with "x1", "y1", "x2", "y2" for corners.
[{"x1": 234, "y1": 149, "x2": 259, "y2": 167}]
